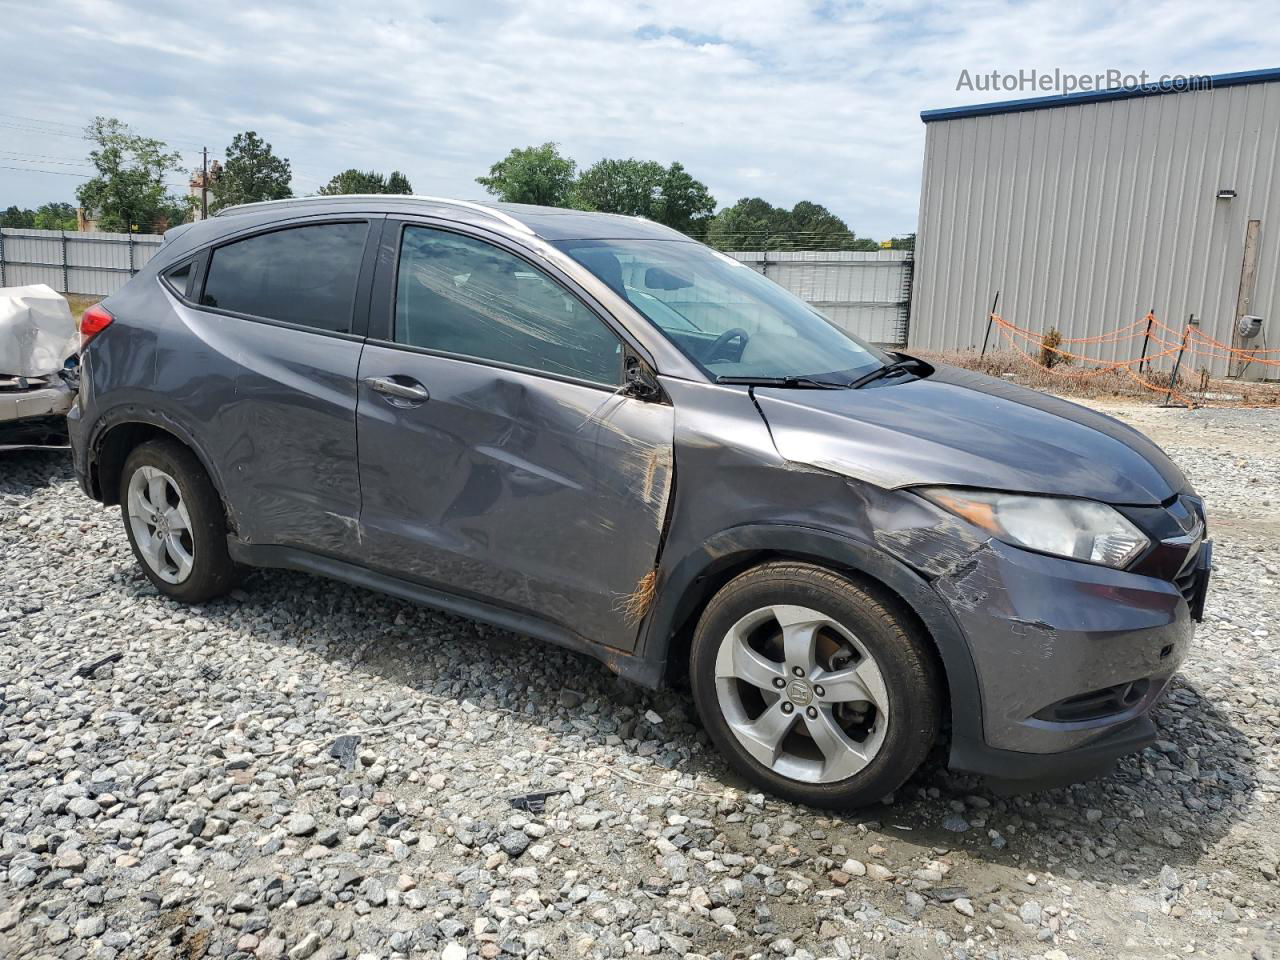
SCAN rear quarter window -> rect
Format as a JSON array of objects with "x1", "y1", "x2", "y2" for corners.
[{"x1": 200, "y1": 222, "x2": 369, "y2": 333}]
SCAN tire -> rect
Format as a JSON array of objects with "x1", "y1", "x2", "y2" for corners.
[
  {"x1": 119, "y1": 438, "x2": 237, "y2": 604},
  {"x1": 689, "y1": 561, "x2": 940, "y2": 809}
]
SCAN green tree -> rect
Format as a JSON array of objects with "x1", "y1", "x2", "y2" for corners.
[
  {"x1": 706, "y1": 197, "x2": 874, "y2": 250},
  {"x1": 33, "y1": 202, "x2": 77, "y2": 230},
  {"x1": 1, "y1": 205, "x2": 36, "y2": 228},
  {"x1": 652, "y1": 162, "x2": 716, "y2": 237},
  {"x1": 210, "y1": 131, "x2": 293, "y2": 212},
  {"x1": 75, "y1": 116, "x2": 189, "y2": 232},
  {"x1": 704, "y1": 197, "x2": 789, "y2": 249},
  {"x1": 475, "y1": 143, "x2": 577, "y2": 206},
  {"x1": 572, "y1": 158, "x2": 715, "y2": 236},
  {"x1": 318, "y1": 168, "x2": 413, "y2": 195},
  {"x1": 572, "y1": 158, "x2": 664, "y2": 216},
  {"x1": 385, "y1": 171, "x2": 413, "y2": 194}
]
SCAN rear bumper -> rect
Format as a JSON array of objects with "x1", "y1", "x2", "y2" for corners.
[{"x1": 937, "y1": 538, "x2": 1207, "y2": 777}]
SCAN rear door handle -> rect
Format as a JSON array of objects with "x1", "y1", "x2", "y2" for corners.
[{"x1": 363, "y1": 376, "x2": 430, "y2": 406}]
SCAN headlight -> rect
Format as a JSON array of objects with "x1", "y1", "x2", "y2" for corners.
[{"x1": 919, "y1": 488, "x2": 1150, "y2": 569}]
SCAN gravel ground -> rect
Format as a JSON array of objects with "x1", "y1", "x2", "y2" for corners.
[{"x1": 2, "y1": 400, "x2": 1279, "y2": 960}]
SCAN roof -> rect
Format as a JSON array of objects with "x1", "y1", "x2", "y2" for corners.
[
  {"x1": 214, "y1": 195, "x2": 689, "y2": 242},
  {"x1": 920, "y1": 66, "x2": 1280, "y2": 123}
]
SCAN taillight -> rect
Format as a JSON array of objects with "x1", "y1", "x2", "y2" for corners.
[{"x1": 80, "y1": 303, "x2": 114, "y2": 348}]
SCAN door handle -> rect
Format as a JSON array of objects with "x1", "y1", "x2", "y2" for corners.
[{"x1": 363, "y1": 376, "x2": 429, "y2": 405}]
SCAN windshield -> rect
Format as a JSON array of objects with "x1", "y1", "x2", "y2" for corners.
[{"x1": 554, "y1": 239, "x2": 889, "y2": 383}]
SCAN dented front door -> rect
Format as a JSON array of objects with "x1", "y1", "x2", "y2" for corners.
[{"x1": 354, "y1": 348, "x2": 673, "y2": 651}]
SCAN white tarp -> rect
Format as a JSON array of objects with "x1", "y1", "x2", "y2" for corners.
[{"x1": 0, "y1": 284, "x2": 78, "y2": 377}]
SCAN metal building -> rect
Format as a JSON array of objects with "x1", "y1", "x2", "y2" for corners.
[{"x1": 909, "y1": 67, "x2": 1280, "y2": 378}]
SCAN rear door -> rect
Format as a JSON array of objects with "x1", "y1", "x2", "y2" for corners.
[
  {"x1": 355, "y1": 219, "x2": 674, "y2": 651},
  {"x1": 188, "y1": 216, "x2": 380, "y2": 555}
]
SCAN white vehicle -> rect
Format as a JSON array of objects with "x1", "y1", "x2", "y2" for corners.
[{"x1": 0, "y1": 284, "x2": 78, "y2": 451}]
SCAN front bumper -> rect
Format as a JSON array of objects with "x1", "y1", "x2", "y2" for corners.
[
  {"x1": 935, "y1": 537, "x2": 1208, "y2": 776},
  {"x1": 0, "y1": 377, "x2": 74, "y2": 451}
]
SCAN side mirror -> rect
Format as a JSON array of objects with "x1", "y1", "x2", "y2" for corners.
[{"x1": 624, "y1": 356, "x2": 662, "y2": 401}]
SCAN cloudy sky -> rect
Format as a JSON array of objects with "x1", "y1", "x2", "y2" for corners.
[{"x1": 1, "y1": 0, "x2": 1276, "y2": 238}]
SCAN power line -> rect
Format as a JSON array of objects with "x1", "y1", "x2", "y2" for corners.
[
  {"x1": 0, "y1": 152, "x2": 96, "y2": 168},
  {"x1": 0, "y1": 111, "x2": 83, "y2": 129},
  {"x1": 0, "y1": 163, "x2": 187, "y2": 190}
]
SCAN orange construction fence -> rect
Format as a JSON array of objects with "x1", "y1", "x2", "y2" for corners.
[{"x1": 985, "y1": 310, "x2": 1280, "y2": 408}]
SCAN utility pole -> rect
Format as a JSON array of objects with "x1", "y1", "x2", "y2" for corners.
[{"x1": 201, "y1": 147, "x2": 209, "y2": 220}]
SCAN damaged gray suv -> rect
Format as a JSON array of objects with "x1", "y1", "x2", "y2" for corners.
[{"x1": 68, "y1": 195, "x2": 1211, "y2": 808}]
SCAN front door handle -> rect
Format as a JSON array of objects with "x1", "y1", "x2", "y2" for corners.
[{"x1": 363, "y1": 376, "x2": 430, "y2": 406}]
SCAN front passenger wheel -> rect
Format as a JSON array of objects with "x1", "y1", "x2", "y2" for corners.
[
  {"x1": 689, "y1": 562, "x2": 940, "y2": 808},
  {"x1": 120, "y1": 439, "x2": 237, "y2": 603}
]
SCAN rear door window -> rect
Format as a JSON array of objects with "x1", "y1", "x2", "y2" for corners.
[
  {"x1": 200, "y1": 221, "x2": 369, "y2": 333},
  {"x1": 393, "y1": 226, "x2": 623, "y2": 386}
]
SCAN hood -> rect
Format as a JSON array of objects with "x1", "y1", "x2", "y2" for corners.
[{"x1": 753, "y1": 364, "x2": 1188, "y2": 505}]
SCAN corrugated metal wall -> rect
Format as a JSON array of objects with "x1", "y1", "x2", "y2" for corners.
[
  {"x1": 729, "y1": 250, "x2": 913, "y2": 345},
  {"x1": 0, "y1": 228, "x2": 164, "y2": 295},
  {"x1": 911, "y1": 80, "x2": 1280, "y2": 376}
]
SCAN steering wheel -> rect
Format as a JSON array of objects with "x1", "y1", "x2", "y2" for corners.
[{"x1": 705, "y1": 327, "x2": 750, "y2": 363}]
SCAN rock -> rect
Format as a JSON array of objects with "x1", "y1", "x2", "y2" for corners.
[
  {"x1": 55, "y1": 848, "x2": 86, "y2": 871},
  {"x1": 289, "y1": 932, "x2": 321, "y2": 959},
  {"x1": 953, "y1": 897, "x2": 975, "y2": 917},
  {"x1": 442, "y1": 943, "x2": 467, "y2": 960},
  {"x1": 867, "y1": 864, "x2": 894, "y2": 881},
  {"x1": 904, "y1": 892, "x2": 926, "y2": 918},
  {"x1": 709, "y1": 906, "x2": 736, "y2": 926},
  {"x1": 942, "y1": 814, "x2": 970, "y2": 833},
  {"x1": 67, "y1": 797, "x2": 100, "y2": 818},
  {"x1": 500, "y1": 831, "x2": 530, "y2": 858},
  {"x1": 286, "y1": 814, "x2": 317, "y2": 836},
  {"x1": 75, "y1": 915, "x2": 106, "y2": 938},
  {"x1": 1019, "y1": 900, "x2": 1043, "y2": 925}
]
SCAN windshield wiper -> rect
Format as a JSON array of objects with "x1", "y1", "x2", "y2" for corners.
[
  {"x1": 847, "y1": 357, "x2": 926, "y2": 390},
  {"x1": 715, "y1": 375, "x2": 849, "y2": 389}
]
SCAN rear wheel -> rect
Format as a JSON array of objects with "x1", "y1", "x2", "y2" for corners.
[
  {"x1": 689, "y1": 562, "x2": 940, "y2": 808},
  {"x1": 120, "y1": 439, "x2": 236, "y2": 603}
]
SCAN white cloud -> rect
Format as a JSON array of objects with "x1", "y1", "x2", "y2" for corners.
[{"x1": 1, "y1": 0, "x2": 1276, "y2": 238}]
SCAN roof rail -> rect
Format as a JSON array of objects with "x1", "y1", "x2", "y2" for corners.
[{"x1": 214, "y1": 194, "x2": 535, "y2": 235}]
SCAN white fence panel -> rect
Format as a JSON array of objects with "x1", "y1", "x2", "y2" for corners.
[
  {"x1": 0, "y1": 230, "x2": 915, "y2": 345},
  {"x1": 727, "y1": 250, "x2": 913, "y2": 345},
  {"x1": 0, "y1": 228, "x2": 165, "y2": 296}
]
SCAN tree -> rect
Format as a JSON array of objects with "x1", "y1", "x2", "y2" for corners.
[
  {"x1": 572, "y1": 158, "x2": 664, "y2": 216},
  {"x1": 1, "y1": 206, "x2": 35, "y2": 228},
  {"x1": 318, "y1": 168, "x2": 413, "y2": 195},
  {"x1": 75, "y1": 116, "x2": 189, "y2": 232},
  {"x1": 33, "y1": 202, "x2": 77, "y2": 230},
  {"x1": 210, "y1": 131, "x2": 293, "y2": 212},
  {"x1": 385, "y1": 171, "x2": 413, "y2": 194},
  {"x1": 476, "y1": 143, "x2": 577, "y2": 206},
  {"x1": 703, "y1": 197, "x2": 789, "y2": 249},
  {"x1": 705, "y1": 197, "x2": 875, "y2": 250},
  {"x1": 652, "y1": 162, "x2": 716, "y2": 238},
  {"x1": 572, "y1": 158, "x2": 715, "y2": 236}
]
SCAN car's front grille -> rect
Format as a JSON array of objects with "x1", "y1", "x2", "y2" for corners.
[
  {"x1": 1172, "y1": 541, "x2": 1203, "y2": 603},
  {"x1": 1034, "y1": 678, "x2": 1151, "y2": 723}
]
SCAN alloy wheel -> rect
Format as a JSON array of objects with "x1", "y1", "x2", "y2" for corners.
[
  {"x1": 126, "y1": 466, "x2": 195, "y2": 584},
  {"x1": 714, "y1": 603, "x2": 889, "y2": 784}
]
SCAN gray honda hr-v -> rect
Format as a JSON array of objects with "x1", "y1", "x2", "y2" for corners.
[{"x1": 68, "y1": 195, "x2": 1211, "y2": 808}]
